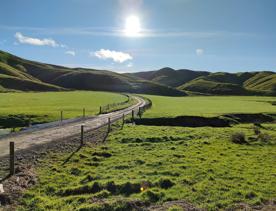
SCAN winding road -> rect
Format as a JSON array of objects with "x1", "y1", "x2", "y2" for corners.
[{"x1": 0, "y1": 96, "x2": 146, "y2": 157}]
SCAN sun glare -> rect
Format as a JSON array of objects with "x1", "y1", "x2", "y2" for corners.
[{"x1": 125, "y1": 15, "x2": 141, "y2": 37}]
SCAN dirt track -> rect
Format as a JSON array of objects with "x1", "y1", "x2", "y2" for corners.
[{"x1": 0, "y1": 96, "x2": 145, "y2": 157}]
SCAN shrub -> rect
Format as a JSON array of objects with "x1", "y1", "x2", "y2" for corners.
[{"x1": 231, "y1": 132, "x2": 247, "y2": 144}]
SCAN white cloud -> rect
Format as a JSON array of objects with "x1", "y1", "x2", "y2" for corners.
[
  {"x1": 14, "y1": 32, "x2": 60, "y2": 47},
  {"x1": 196, "y1": 48, "x2": 204, "y2": 56},
  {"x1": 65, "y1": 50, "x2": 76, "y2": 56},
  {"x1": 93, "y1": 49, "x2": 133, "y2": 63}
]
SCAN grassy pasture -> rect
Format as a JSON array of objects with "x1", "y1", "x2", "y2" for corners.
[
  {"x1": 143, "y1": 95, "x2": 276, "y2": 117},
  {"x1": 0, "y1": 91, "x2": 128, "y2": 123},
  {"x1": 20, "y1": 124, "x2": 276, "y2": 210}
]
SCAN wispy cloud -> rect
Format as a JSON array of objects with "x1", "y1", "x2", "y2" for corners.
[
  {"x1": 65, "y1": 50, "x2": 76, "y2": 56},
  {"x1": 0, "y1": 25, "x2": 255, "y2": 39},
  {"x1": 196, "y1": 48, "x2": 204, "y2": 56},
  {"x1": 92, "y1": 49, "x2": 133, "y2": 63},
  {"x1": 14, "y1": 32, "x2": 62, "y2": 47}
]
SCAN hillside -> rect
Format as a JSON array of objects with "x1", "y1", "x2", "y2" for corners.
[
  {"x1": 130, "y1": 67, "x2": 209, "y2": 87},
  {"x1": 129, "y1": 68, "x2": 276, "y2": 96},
  {"x1": 0, "y1": 50, "x2": 185, "y2": 96},
  {"x1": 1, "y1": 50, "x2": 275, "y2": 96}
]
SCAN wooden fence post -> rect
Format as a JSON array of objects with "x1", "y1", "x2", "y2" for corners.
[
  {"x1": 132, "y1": 110, "x2": 134, "y2": 123},
  {"x1": 83, "y1": 108, "x2": 86, "y2": 118},
  {"x1": 10, "y1": 142, "x2": 15, "y2": 176},
  {"x1": 138, "y1": 107, "x2": 142, "y2": 119},
  {"x1": 60, "y1": 111, "x2": 63, "y2": 122},
  {"x1": 122, "y1": 114, "x2": 125, "y2": 129},
  {"x1": 81, "y1": 124, "x2": 84, "y2": 145},
  {"x1": 99, "y1": 106, "x2": 102, "y2": 114},
  {"x1": 28, "y1": 117, "x2": 32, "y2": 127},
  {"x1": 108, "y1": 118, "x2": 111, "y2": 133}
]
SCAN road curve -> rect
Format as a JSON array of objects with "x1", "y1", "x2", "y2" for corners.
[{"x1": 0, "y1": 96, "x2": 146, "y2": 157}]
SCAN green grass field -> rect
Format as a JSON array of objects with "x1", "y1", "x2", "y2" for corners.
[
  {"x1": 4, "y1": 94, "x2": 275, "y2": 210},
  {"x1": 143, "y1": 95, "x2": 276, "y2": 117},
  {"x1": 20, "y1": 124, "x2": 276, "y2": 210},
  {"x1": 0, "y1": 91, "x2": 128, "y2": 124}
]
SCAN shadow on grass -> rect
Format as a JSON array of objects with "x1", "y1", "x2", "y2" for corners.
[{"x1": 62, "y1": 145, "x2": 82, "y2": 166}]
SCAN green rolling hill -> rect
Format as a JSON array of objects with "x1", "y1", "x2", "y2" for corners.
[
  {"x1": 1, "y1": 49, "x2": 275, "y2": 96},
  {"x1": 0, "y1": 50, "x2": 185, "y2": 96},
  {"x1": 129, "y1": 67, "x2": 209, "y2": 87},
  {"x1": 130, "y1": 68, "x2": 276, "y2": 96}
]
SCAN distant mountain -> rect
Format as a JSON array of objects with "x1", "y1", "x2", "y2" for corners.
[
  {"x1": 0, "y1": 50, "x2": 186, "y2": 96},
  {"x1": 128, "y1": 68, "x2": 276, "y2": 96},
  {"x1": 129, "y1": 67, "x2": 209, "y2": 87},
  {"x1": 2, "y1": 50, "x2": 275, "y2": 96}
]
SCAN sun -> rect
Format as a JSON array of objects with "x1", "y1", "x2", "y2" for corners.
[{"x1": 124, "y1": 15, "x2": 141, "y2": 37}]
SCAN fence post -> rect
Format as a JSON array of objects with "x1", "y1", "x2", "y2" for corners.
[
  {"x1": 138, "y1": 107, "x2": 142, "y2": 119},
  {"x1": 81, "y1": 124, "x2": 84, "y2": 145},
  {"x1": 108, "y1": 118, "x2": 111, "y2": 133},
  {"x1": 83, "y1": 108, "x2": 86, "y2": 119},
  {"x1": 122, "y1": 113, "x2": 125, "y2": 129},
  {"x1": 60, "y1": 111, "x2": 63, "y2": 122},
  {"x1": 28, "y1": 117, "x2": 32, "y2": 127},
  {"x1": 132, "y1": 110, "x2": 134, "y2": 123},
  {"x1": 10, "y1": 142, "x2": 15, "y2": 176},
  {"x1": 99, "y1": 106, "x2": 102, "y2": 114}
]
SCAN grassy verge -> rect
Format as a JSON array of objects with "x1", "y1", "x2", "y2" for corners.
[{"x1": 19, "y1": 124, "x2": 276, "y2": 210}]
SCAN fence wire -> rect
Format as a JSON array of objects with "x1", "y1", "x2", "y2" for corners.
[{"x1": 0, "y1": 98, "x2": 152, "y2": 181}]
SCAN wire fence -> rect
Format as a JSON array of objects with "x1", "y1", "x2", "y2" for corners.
[
  {"x1": 0, "y1": 97, "x2": 152, "y2": 181},
  {"x1": 99, "y1": 94, "x2": 131, "y2": 114},
  {"x1": 0, "y1": 94, "x2": 133, "y2": 141}
]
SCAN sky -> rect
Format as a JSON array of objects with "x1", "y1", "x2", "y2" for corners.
[{"x1": 0, "y1": 0, "x2": 276, "y2": 73}]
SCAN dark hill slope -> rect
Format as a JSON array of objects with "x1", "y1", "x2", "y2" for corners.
[{"x1": 0, "y1": 50, "x2": 185, "y2": 96}]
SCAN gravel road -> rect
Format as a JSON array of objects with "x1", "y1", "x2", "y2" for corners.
[{"x1": 0, "y1": 96, "x2": 145, "y2": 157}]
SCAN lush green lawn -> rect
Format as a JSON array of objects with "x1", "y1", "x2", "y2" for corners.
[
  {"x1": 0, "y1": 91, "x2": 128, "y2": 122},
  {"x1": 20, "y1": 124, "x2": 276, "y2": 210},
  {"x1": 143, "y1": 95, "x2": 276, "y2": 117}
]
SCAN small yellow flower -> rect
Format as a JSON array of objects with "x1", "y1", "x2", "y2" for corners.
[{"x1": 140, "y1": 187, "x2": 144, "y2": 192}]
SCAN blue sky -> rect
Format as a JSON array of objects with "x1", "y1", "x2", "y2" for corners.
[{"x1": 0, "y1": 0, "x2": 276, "y2": 73}]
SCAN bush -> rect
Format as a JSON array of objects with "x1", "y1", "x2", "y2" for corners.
[{"x1": 231, "y1": 132, "x2": 247, "y2": 144}]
